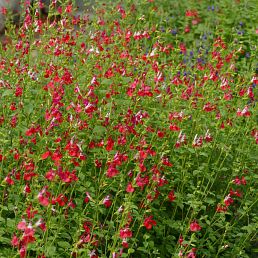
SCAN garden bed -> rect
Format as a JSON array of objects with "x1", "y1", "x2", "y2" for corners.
[{"x1": 0, "y1": 1, "x2": 257, "y2": 257}]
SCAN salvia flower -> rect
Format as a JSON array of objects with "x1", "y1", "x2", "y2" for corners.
[
  {"x1": 168, "y1": 190, "x2": 176, "y2": 202},
  {"x1": 126, "y1": 182, "x2": 135, "y2": 193},
  {"x1": 143, "y1": 216, "x2": 157, "y2": 230},
  {"x1": 178, "y1": 234, "x2": 184, "y2": 245},
  {"x1": 119, "y1": 227, "x2": 133, "y2": 239},
  {"x1": 233, "y1": 176, "x2": 246, "y2": 185},
  {"x1": 103, "y1": 195, "x2": 112, "y2": 208},
  {"x1": 190, "y1": 221, "x2": 202, "y2": 232},
  {"x1": 187, "y1": 248, "x2": 197, "y2": 258},
  {"x1": 224, "y1": 195, "x2": 234, "y2": 207},
  {"x1": 204, "y1": 129, "x2": 213, "y2": 142},
  {"x1": 192, "y1": 134, "x2": 203, "y2": 147},
  {"x1": 237, "y1": 106, "x2": 251, "y2": 117},
  {"x1": 216, "y1": 204, "x2": 228, "y2": 213}
]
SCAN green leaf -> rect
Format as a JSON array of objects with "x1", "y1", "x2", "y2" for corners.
[
  {"x1": 6, "y1": 218, "x2": 15, "y2": 229},
  {"x1": 46, "y1": 246, "x2": 56, "y2": 256},
  {"x1": 93, "y1": 125, "x2": 107, "y2": 135},
  {"x1": 58, "y1": 241, "x2": 71, "y2": 249},
  {"x1": 1, "y1": 89, "x2": 13, "y2": 97},
  {"x1": 128, "y1": 248, "x2": 135, "y2": 254},
  {"x1": 0, "y1": 237, "x2": 11, "y2": 244}
]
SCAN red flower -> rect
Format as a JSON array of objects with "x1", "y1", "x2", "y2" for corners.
[
  {"x1": 11, "y1": 235, "x2": 19, "y2": 247},
  {"x1": 233, "y1": 176, "x2": 241, "y2": 185},
  {"x1": 126, "y1": 182, "x2": 135, "y2": 193},
  {"x1": 136, "y1": 174, "x2": 149, "y2": 190},
  {"x1": 224, "y1": 195, "x2": 234, "y2": 207},
  {"x1": 237, "y1": 106, "x2": 251, "y2": 117},
  {"x1": 185, "y1": 26, "x2": 190, "y2": 33},
  {"x1": 204, "y1": 130, "x2": 213, "y2": 142},
  {"x1": 241, "y1": 176, "x2": 246, "y2": 185},
  {"x1": 53, "y1": 194, "x2": 68, "y2": 206},
  {"x1": 26, "y1": 205, "x2": 38, "y2": 219},
  {"x1": 162, "y1": 157, "x2": 173, "y2": 167},
  {"x1": 65, "y1": 4, "x2": 72, "y2": 13},
  {"x1": 119, "y1": 227, "x2": 133, "y2": 239},
  {"x1": 122, "y1": 239, "x2": 129, "y2": 248},
  {"x1": 233, "y1": 176, "x2": 247, "y2": 186},
  {"x1": 1, "y1": 7, "x2": 7, "y2": 15},
  {"x1": 103, "y1": 195, "x2": 112, "y2": 208},
  {"x1": 229, "y1": 188, "x2": 242, "y2": 198},
  {"x1": 168, "y1": 190, "x2": 176, "y2": 202},
  {"x1": 61, "y1": 69, "x2": 73, "y2": 84},
  {"x1": 252, "y1": 76, "x2": 258, "y2": 84},
  {"x1": 19, "y1": 246, "x2": 27, "y2": 258},
  {"x1": 5, "y1": 175, "x2": 14, "y2": 185},
  {"x1": 178, "y1": 234, "x2": 184, "y2": 245},
  {"x1": 192, "y1": 135, "x2": 203, "y2": 147},
  {"x1": 106, "y1": 137, "x2": 115, "y2": 152},
  {"x1": 41, "y1": 151, "x2": 52, "y2": 160},
  {"x1": 45, "y1": 169, "x2": 56, "y2": 181},
  {"x1": 203, "y1": 102, "x2": 216, "y2": 112},
  {"x1": 84, "y1": 192, "x2": 92, "y2": 203},
  {"x1": 169, "y1": 123, "x2": 180, "y2": 131},
  {"x1": 216, "y1": 204, "x2": 228, "y2": 213},
  {"x1": 190, "y1": 221, "x2": 202, "y2": 232},
  {"x1": 143, "y1": 216, "x2": 157, "y2": 230},
  {"x1": 185, "y1": 10, "x2": 198, "y2": 17},
  {"x1": 37, "y1": 188, "x2": 51, "y2": 206},
  {"x1": 106, "y1": 165, "x2": 119, "y2": 178},
  {"x1": 38, "y1": 194, "x2": 49, "y2": 206},
  {"x1": 157, "y1": 130, "x2": 165, "y2": 138}
]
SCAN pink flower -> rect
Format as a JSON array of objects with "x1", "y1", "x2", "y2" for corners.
[
  {"x1": 187, "y1": 248, "x2": 197, "y2": 258},
  {"x1": 190, "y1": 221, "x2": 202, "y2": 232},
  {"x1": 17, "y1": 220, "x2": 27, "y2": 230},
  {"x1": 89, "y1": 249, "x2": 98, "y2": 258},
  {"x1": 38, "y1": 193, "x2": 50, "y2": 206}
]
